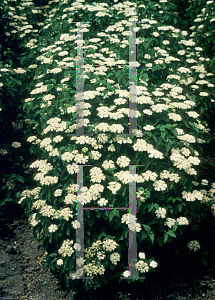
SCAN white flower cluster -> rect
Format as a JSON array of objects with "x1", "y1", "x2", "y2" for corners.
[
  {"x1": 12, "y1": 142, "x2": 21, "y2": 148},
  {"x1": 54, "y1": 189, "x2": 63, "y2": 197},
  {"x1": 153, "y1": 180, "x2": 168, "y2": 191},
  {"x1": 69, "y1": 239, "x2": 119, "y2": 278},
  {"x1": 182, "y1": 190, "x2": 204, "y2": 201},
  {"x1": 30, "y1": 84, "x2": 47, "y2": 94},
  {"x1": 121, "y1": 213, "x2": 142, "y2": 232},
  {"x1": 160, "y1": 170, "x2": 180, "y2": 183},
  {"x1": 135, "y1": 261, "x2": 149, "y2": 273},
  {"x1": 165, "y1": 218, "x2": 176, "y2": 228},
  {"x1": 187, "y1": 240, "x2": 201, "y2": 252},
  {"x1": 43, "y1": 118, "x2": 67, "y2": 134},
  {"x1": 58, "y1": 239, "x2": 74, "y2": 257},
  {"x1": 84, "y1": 261, "x2": 105, "y2": 277},
  {"x1": 48, "y1": 224, "x2": 58, "y2": 232},
  {"x1": 35, "y1": 174, "x2": 58, "y2": 186},
  {"x1": 132, "y1": 139, "x2": 164, "y2": 159},
  {"x1": 110, "y1": 252, "x2": 121, "y2": 265},
  {"x1": 29, "y1": 212, "x2": 40, "y2": 227},
  {"x1": 170, "y1": 148, "x2": 200, "y2": 175},
  {"x1": 107, "y1": 181, "x2": 122, "y2": 194},
  {"x1": 123, "y1": 252, "x2": 157, "y2": 277},
  {"x1": 155, "y1": 207, "x2": 167, "y2": 218},
  {"x1": 0, "y1": 149, "x2": 8, "y2": 155},
  {"x1": 103, "y1": 239, "x2": 119, "y2": 252},
  {"x1": 30, "y1": 159, "x2": 53, "y2": 174},
  {"x1": 176, "y1": 217, "x2": 189, "y2": 225},
  {"x1": 90, "y1": 167, "x2": 106, "y2": 183},
  {"x1": 57, "y1": 259, "x2": 63, "y2": 266},
  {"x1": 64, "y1": 193, "x2": 77, "y2": 205},
  {"x1": 32, "y1": 200, "x2": 46, "y2": 210}
]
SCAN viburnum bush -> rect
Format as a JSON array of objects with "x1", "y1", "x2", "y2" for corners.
[
  {"x1": 2, "y1": 0, "x2": 215, "y2": 293},
  {"x1": 0, "y1": 0, "x2": 46, "y2": 216}
]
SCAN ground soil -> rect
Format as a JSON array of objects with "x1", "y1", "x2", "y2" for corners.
[{"x1": 1, "y1": 200, "x2": 215, "y2": 300}]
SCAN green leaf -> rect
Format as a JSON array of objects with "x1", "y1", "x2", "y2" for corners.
[
  {"x1": 113, "y1": 209, "x2": 120, "y2": 218},
  {"x1": 202, "y1": 250, "x2": 209, "y2": 256},
  {"x1": 103, "y1": 235, "x2": 116, "y2": 241},
  {"x1": 148, "y1": 204, "x2": 154, "y2": 212},
  {"x1": 178, "y1": 203, "x2": 183, "y2": 212},
  {"x1": 145, "y1": 191, "x2": 150, "y2": 198},
  {"x1": 180, "y1": 176, "x2": 187, "y2": 186},
  {"x1": 43, "y1": 262, "x2": 48, "y2": 270},
  {"x1": 17, "y1": 175, "x2": 25, "y2": 183},
  {"x1": 153, "y1": 203, "x2": 159, "y2": 210},
  {"x1": 161, "y1": 131, "x2": 166, "y2": 139},
  {"x1": 148, "y1": 233, "x2": 154, "y2": 244},
  {"x1": 47, "y1": 84, "x2": 53, "y2": 92},
  {"x1": 167, "y1": 230, "x2": 176, "y2": 238},
  {"x1": 88, "y1": 215, "x2": 95, "y2": 227},
  {"x1": 201, "y1": 258, "x2": 207, "y2": 267},
  {"x1": 109, "y1": 263, "x2": 116, "y2": 270},
  {"x1": 98, "y1": 231, "x2": 106, "y2": 240},
  {"x1": 109, "y1": 210, "x2": 115, "y2": 222},
  {"x1": 163, "y1": 233, "x2": 168, "y2": 244},
  {"x1": 85, "y1": 228, "x2": 91, "y2": 236},
  {"x1": 96, "y1": 210, "x2": 102, "y2": 219},
  {"x1": 157, "y1": 236, "x2": 163, "y2": 247},
  {"x1": 49, "y1": 252, "x2": 57, "y2": 257},
  {"x1": 140, "y1": 232, "x2": 147, "y2": 241},
  {"x1": 142, "y1": 224, "x2": 151, "y2": 233}
]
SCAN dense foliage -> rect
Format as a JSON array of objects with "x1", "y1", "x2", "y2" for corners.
[{"x1": 1, "y1": 0, "x2": 215, "y2": 293}]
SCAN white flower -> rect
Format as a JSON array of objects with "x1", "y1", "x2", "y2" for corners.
[
  {"x1": 165, "y1": 218, "x2": 176, "y2": 228},
  {"x1": 139, "y1": 252, "x2": 145, "y2": 259},
  {"x1": 187, "y1": 240, "x2": 200, "y2": 252},
  {"x1": 54, "y1": 189, "x2": 62, "y2": 197},
  {"x1": 110, "y1": 252, "x2": 121, "y2": 265},
  {"x1": 12, "y1": 142, "x2": 21, "y2": 148},
  {"x1": 135, "y1": 261, "x2": 149, "y2": 273},
  {"x1": 176, "y1": 217, "x2": 189, "y2": 225},
  {"x1": 76, "y1": 257, "x2": 85, "y2": 267},
  {"x1": 201, "y1": 179, "x2": 208, "y2": 186},
  {"x1": 155, "y1": 207, "x2": 166, "y2": 218},
  {"x1": 98, "y1": 198, "x2": 108, "y2": 206},
  {"x1": 71, "y1": 220, "x2": 81, "y2": 229},
  {"x1": 57, "y1": 259, "x2": 63, "y2": 266},
  {"x1": 48, "y1": 224, "x2": 58, "y2": 233},
  {"x1": 150, "y1": 261, "x2": 158, "y2": 268},
  {"x1": 123, "y1": 270, "x2": 131, "y2": 277}
]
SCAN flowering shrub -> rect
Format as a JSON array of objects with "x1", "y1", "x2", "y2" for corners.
[
  {"x1": 1, "y1": 0, "x2": 215, "y2": 294},
  {"x1": 0, "y1": 1, "x2": 44, "y2": 215}
]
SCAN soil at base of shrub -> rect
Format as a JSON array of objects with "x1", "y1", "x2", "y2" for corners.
[{"x1": 1, "y1": 201, "x2": 215, "y2": 300}]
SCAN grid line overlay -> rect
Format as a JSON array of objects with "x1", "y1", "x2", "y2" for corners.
[{"x1": 66, "y1": 21, "x2": 146, "y2": 280}]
